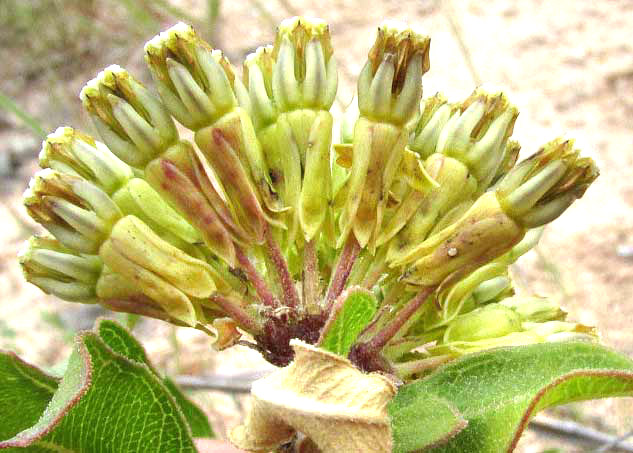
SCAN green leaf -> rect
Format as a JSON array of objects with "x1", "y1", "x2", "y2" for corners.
[
  {"x1": 0, "y1": 352, "x2": 58, "y2": 444},
  {"x1": 320, "y1": 287, "x2": 378, "y2": 356},
  {"x1": 96, "y1": 319, "x2": 214, "y2": 438},
  {"x1": 163, "y1": 378, "x2": 214, "y2": 438},
  {"x1": 0, "y1": 319, "x2": 213, "y2": 451},
  {"x1": 389, "y1": 391, "x2": 467, "y2": 453},
  {"x1": 394, "y1": 341, "x2": 633, "y2": 453}
]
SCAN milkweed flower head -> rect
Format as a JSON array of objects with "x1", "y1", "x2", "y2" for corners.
[{"x1": 21, "y1": 17, "x2": 598, "y2": 372}]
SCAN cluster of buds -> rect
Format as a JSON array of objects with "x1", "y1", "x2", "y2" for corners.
[{"x1": 21, "y1": 17, "x2": 598, "y2": 375}]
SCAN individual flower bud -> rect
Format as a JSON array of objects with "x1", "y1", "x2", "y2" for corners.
[
  {"x1": 340, "y1": 98, "x2": 359, "y2": 145},
  {"x1": 398, "y1": 191, "x2": 525, "y2": 287},
  {"x1": 109, "y1": 176, "x2": 201, "y2": 245},
  {"x1": 250, "y1": 17, "x2": 338, "y2": 240},
  {"x1": 385, "y1": 153, "x2": 477, "y2": 263},
  {"x1": 357, "y1": 21, "x2": 430, "y2": 124},
  {"x1": 243, "y1": 46, "x2": 303, "y2": 244},
  {"x1": 500, "y1": 295, "x2": 566, "y2": 322},
  {"x1": 194, "y1": 125, "x2": 271, "y2": 244},
  {"x1": 24, "y1": 170, "x2": 122, "y2": 254},
  {"x1": 523, "y1": 320, "x2": 598, "y2": 343},
  {"x1": 409, "y1": 93, "x2": 454, "y2": 159},
  {"x1": 471, "y1": 275, "x2": 513, "y2": 304},
  {"x1": 144, "y1": 22, "x2": 238, "y2": 130},
  {"x1": 495, "y1": 225, "x2": 544, "y2": 265},
  {"x1": 428, "y1": 331, "x2": 543, "y2": 358},
  {"x1": 443, "y1": 304, "x2": 523, "y2": 343},
  {"x1": 99, "y1": 215, "x2": 222, "y2": 326},
  {"x1": 144, "y1": 142, "x2": 237, "y2": 265},
  {"x1": 339, "y1": 117, "x2": 408, "y2": 248},
  {"x1": 19, "y1": 236, "x2": 102, "y2": 303},
  {"x1": 490, "y1": 139, "x2": 521, "y2": 186},
  {"x1": 39, "y1": 127, "x2": 133, "y2": 194},
  {"x1": 339, "y1": 23, "x2": 430, "y2": 248},
  {"x1": 432, "y1": 262, "x2": 509, "y2": 328},
  {"x1": 145, "y1": 24, "x2": 281, "y2": 217},
  {"x1": 496, "y1": 138, "x2": 599, "y2": 228},
  {"x1": 272, "y1": 16, "x2": 338, "y2": 112},
  {"x1": 80, "y1": 65, "x2": 178, "y2": 167},
  {"x1": 242, "y1": 45, "x2": 278, "y2": 130},
  {"x1": 436, "y1": 87, "x2": 518, "y2": 189}
]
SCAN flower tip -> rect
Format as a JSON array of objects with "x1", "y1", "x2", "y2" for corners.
[{"x1": 371, "y1": 21, "x2": 431, "y2": 74}]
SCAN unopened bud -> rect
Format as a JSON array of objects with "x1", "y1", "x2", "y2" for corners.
[
  {"x1": 19, "y1": 236, "x2": 102, "y2": 303},
  {"x1": 443, "y1": 303, "x2": 522, "y2": 343},
  {"x1": 80, "y1": 65, "x2": 178, "y2": 167},
  {"x1": 99, "y1": 215, "x2": 222, "y2": 326},
  {"x1": 436, "y1": 87, "x2": 518, "y2": 189},
  {"x1": 24, "y1": 170, "x2": 122, "y2": 253},
  {"x1": 497, "y1": 138, "x2": 599, "y2": 227},
  {"x1": 39, "y1": 127, "x2": 133, "y2": 193},
  {"x1": 409, "y1": 93, "x2": 454, "y2": 159},
  {"x1": 272, "y1": 16, "x2": 338, "y2": 112},
  {"x1": 144, "y1": 22, "x2": 237, "y2": 130},
  {"x1": 358, "y1": 22, "x2": 430, "y2": 124},
  {"x1": 500, "y1": 296, "x2": 567, "y2": 323}
]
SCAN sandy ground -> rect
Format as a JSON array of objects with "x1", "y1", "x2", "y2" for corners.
[{"x1": 1, "y1": 0, "x2": 632, "y2": 451}]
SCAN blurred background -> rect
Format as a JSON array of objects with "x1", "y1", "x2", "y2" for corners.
[{"x1": 1, "y1": 0, "x2": 632, "y2": 451}]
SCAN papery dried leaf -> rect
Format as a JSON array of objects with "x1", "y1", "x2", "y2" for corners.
[
  {"x1": 230, "y1": 340, "x2": 397, "y2": 453},
  {"x1": 211, "y1": 318, "x2": 242, "y2": 350}
]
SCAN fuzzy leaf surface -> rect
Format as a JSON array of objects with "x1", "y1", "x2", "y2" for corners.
[
  {"x1": 393, "y1": 342, "x2": 633, "y2": 453},
  {"x1": 320, "y1": 287, "x2": 378, "y2": 356},
  {"x1": 0, "y1": 351, "x2": 59, "y2": 452},
  {"x1": 96, "y1": 320, "x2": 214, "y2": 437},
  {"x1": 389, "y1": 391, "x2": 466, "y2": 453},
  {"x1": 0, "y1": 319, "x2": 211, "y2": 451}
]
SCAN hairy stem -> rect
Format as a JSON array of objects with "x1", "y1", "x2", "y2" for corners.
[
  {"x1": 394, "y1": 354, "x2": 453, "y2": 379},
  {"x1": 302, "y1": 239, "x2": 320, "y2": 311},
  {"x1": 235, "y1": 246, "x2": 279, "y2": 308},
  {"x1": 350, "y1": 286, "x2": 435, "y2": 372},
  {"x1": 210, "y1": 294, "x2": 261, "y2": 333},
  {"x1": 264, "y1": 224, "x2": 301, "y2": 309},
  {"x1": 366, "y1": 286, "x2": 435, "y2": 351},
  {"x1": 325, "y1": 235, "x2": 361, "y2": 308}
]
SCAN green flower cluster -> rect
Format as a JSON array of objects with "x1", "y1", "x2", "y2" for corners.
[{"x1": 20, "y1": 17, "x2": 598, "y2": 372}]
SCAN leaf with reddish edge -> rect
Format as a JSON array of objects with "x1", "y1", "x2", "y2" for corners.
[
  {"x1": 0, "y1": 319, "x2": 212, "y2": 451},
  {"x1": 391, "y1": 341, "x2": 633, "y2": 453},
  {"x1": 0, "y1": 351, "x2": 59, "y2": 444}
]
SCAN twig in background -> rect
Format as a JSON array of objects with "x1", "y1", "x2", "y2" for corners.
[
  {"x1": 174, "y1": 370, "x2": 271, "y2": 393},
  {"x1": 438, "y1": 0, "x2": 482, "y2": 86},
  {"x1": 0, "y1": 91, "x2": 47, "y2": 138},
  {"x1": 244, "y1": 0, "x2": 277, "y2": 28},
  {"x1": 150, "y1": 0, "x2": 201, "y2": 25},
  {"x1": 595, "y1": 428, "x2": 633, "y2": 452},
  {"x1": 114, "y1": 0, "x2": 160, "y2": 34},
  {"x1": 207, "y1": 0, "x2": 221, "y2": 33},
  {"x1": 530, "y1": 417, "x2": 633, "y2": 453},
  {"x1": 535, "y1": 245, "x2": 571, "y2": 301},
  {"x1": 277, "y1": 0, "x2": 299, "y2": 17}
]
